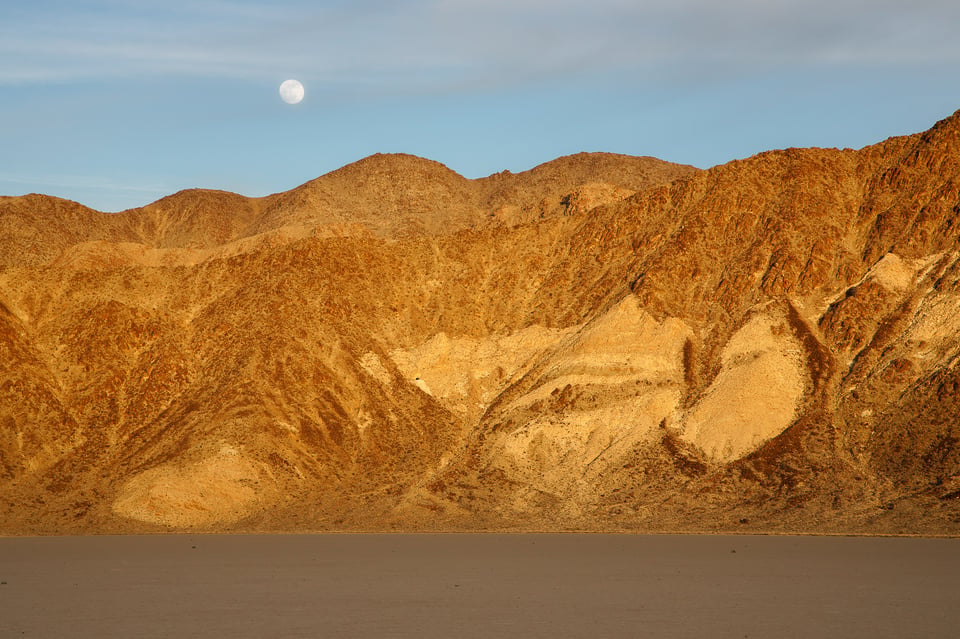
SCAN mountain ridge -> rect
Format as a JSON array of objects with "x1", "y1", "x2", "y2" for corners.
[
  {"x1": 0, "y1": 152, "x2": 698, "y2": 269},
  {"x1": 2, "y1": 112, "x2": 960, "y2": 534}
]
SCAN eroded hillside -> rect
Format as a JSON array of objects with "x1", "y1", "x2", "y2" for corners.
[{"x1": 1, "y1": 117, "x2": 960, "y2": 535}]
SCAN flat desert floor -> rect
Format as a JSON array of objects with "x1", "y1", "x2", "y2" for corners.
[{"x1": 1, "y1": 534, "x2": 958, "y2": 638}]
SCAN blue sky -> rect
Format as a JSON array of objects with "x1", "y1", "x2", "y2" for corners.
[{"x1": 3, "y1": 0, "x2": 960, "y2": 212}]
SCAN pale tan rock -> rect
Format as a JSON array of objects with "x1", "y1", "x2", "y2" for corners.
[
  {"x1": 680, "y1": 311, "x2": 805, "y2": 462},
  {"x1": 113, "y1": 445, "x2": 273, "y2": 528}
]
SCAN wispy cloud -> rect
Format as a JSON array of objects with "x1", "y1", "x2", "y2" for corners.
[
  {"x1": 0, "y1": 171, "x2": 174, "y2": 211},
  {"x1": 3, "y1": 1, "x2": 958, "y2": 90},
  {"x1": 0, "y1": 171, "x2": 169, "y2": 195}
]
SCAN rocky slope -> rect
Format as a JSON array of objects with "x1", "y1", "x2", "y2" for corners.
[{"x1": 1, "y1": 114, "x2": 960, "y2": 535}]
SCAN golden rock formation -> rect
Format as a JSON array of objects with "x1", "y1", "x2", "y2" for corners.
[{"x1": 2, "y1": 113, "x2": 960, "y2": 535}]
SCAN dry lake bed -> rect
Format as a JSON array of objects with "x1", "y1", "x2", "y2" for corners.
[{"x1": 1, "y1": 533, "x2": 958, "y2": 638}]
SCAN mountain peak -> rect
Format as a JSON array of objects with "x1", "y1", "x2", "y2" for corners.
[{"x1": 332, "y1": 152, "x2": 466, "y2": 178}]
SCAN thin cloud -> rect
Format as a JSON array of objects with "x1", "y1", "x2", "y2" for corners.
[
  {"x1": 2, "y1": 0, "x2": 958, "y2": 90},
  {"x1": 0, "y1": 172, "x2": 169, "y2": 194}
]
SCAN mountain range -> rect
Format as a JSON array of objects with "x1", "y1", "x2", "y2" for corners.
[{"x1": 2, "y1": 111, "x2": 960, "y2": 534}]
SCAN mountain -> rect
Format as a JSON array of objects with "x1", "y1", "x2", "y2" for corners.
[{"x1": 1, "y1": 115, "x2": 959, "y2": 535}]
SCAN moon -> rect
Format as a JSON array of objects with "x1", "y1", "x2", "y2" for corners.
[{"x1": 279, "y1": 79, "x2": 304, "y2": 105}]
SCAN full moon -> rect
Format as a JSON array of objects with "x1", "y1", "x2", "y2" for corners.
[{"x1": 279, "y1": 79, "x2": 304, "y2": 104}]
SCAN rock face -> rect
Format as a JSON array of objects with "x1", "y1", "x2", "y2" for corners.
[{"x1": 2, "y1": 114, "x2": 960, "y2": 535}]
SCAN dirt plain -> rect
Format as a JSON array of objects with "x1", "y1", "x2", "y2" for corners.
[
  {"x1": 3, "y1": 534, "x2": 959, "y2": 638},
  {"x1": 2, "y1": 112, "x2": 960, "y2": 535}
]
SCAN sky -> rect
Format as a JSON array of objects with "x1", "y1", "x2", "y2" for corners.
[{"x1": 2, "y1": 0, "x2": 960, "y2": 212}]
